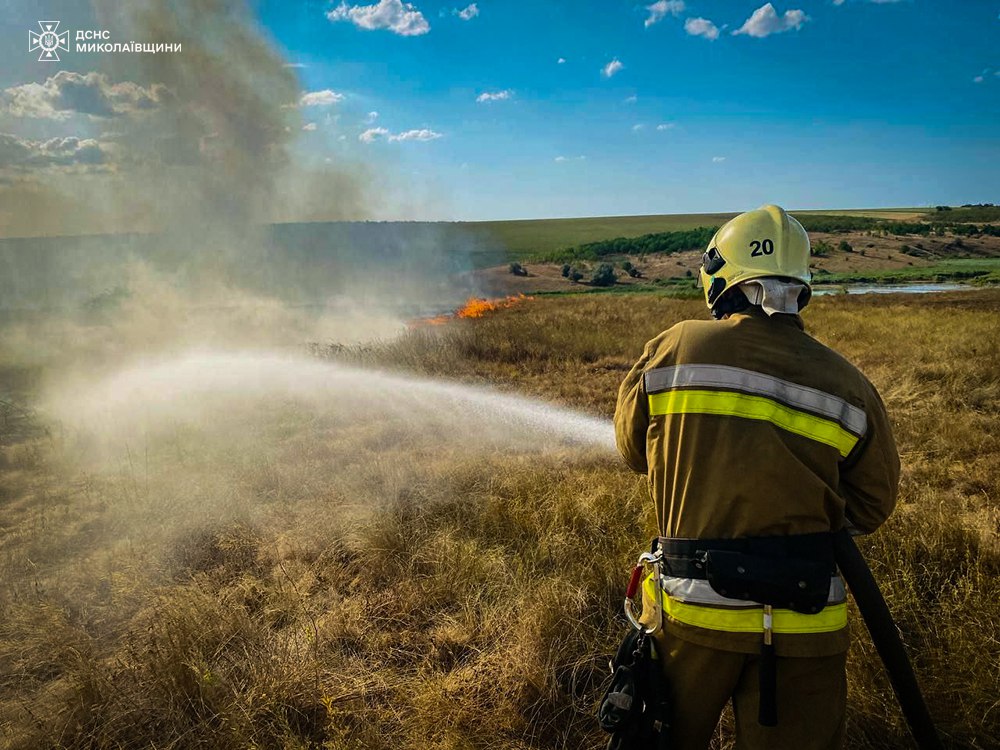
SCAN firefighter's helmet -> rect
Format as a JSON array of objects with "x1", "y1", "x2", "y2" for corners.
[{"x1": 699, "y1": 205, "x2": 812, "y2": 315}]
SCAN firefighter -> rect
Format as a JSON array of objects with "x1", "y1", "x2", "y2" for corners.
[{"x1": 614, "y1": 205, "x2": 900, "y2": 750}]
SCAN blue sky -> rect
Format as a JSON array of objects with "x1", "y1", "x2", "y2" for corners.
[
  {"x1": 263, "y1": 0, "x2": 999, "y2": 219},
  {"x1": 1, "y1": 0, "x2": 998, "y2": 227}
]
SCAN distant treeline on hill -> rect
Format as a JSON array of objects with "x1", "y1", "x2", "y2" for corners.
[
  {"x1": 549, "y1": 211, "x2": 1000, "y2": 261},
  {"x1": 550, "y1": 227, "x2": 716, "y2": 262}
]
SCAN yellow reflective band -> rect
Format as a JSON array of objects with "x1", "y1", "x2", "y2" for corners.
[
  {"x1": 643, "y1": 576, "x2": 847, "y2": 634},
  {"x1": 648, "y1": 389, "x2": 859, "y2": 458},
  {"x1": 665, "y1": 598, "x2": 848, "y2": 634}
]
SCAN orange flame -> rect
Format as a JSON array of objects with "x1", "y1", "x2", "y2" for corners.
[
  {"x1": 411, "y1": 295, "x2": 532, "y2": 327},
  {"x1": 455, "y1": 294, "x2": 531, "y2": 319}
]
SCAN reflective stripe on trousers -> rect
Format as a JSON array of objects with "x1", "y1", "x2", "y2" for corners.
[{"x1": 643, "y1": 573, "x2": 848, "y2": 634}]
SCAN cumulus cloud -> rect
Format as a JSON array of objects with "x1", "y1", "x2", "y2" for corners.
[
  {"x1": 685, "y1": 17, "x2": 720, "y2": 40},
  {"x1": 733, "y1": 3, "x2": 807, "y2": 37},
  {"x1": 365, "y1": 110, "x2": 379, "y2": 123},
  {"x1": 300, "y1": 89, "x2": 345, "y2": 107},
  {"x1": 455, "y1": 3, "x2": 479, "y2": 20},
  {"x1": 0, "y1": 132, "x2": 108, "y2": 170},
  {"x1": 602, "y1": 58, "x2": 625, "y2": 78},
  {"x1": 359, "y1": 127, "x2": 389, "y2": 143},
  {"x1": 712, "y1": 156, "x2": 726, "y2": 162},
  {"x1": 624, "y1": 95, "x2": 638, "y2": 103},
  {"x1": 554, "y1": 155, "x2": 586, "y2": 162},
  {"x1": 359, "y1": 126, "x2": 442, "y2": 143},
  {"x1": 476, "y1": 90, "x2": 513, "y2": 103},
  {"x1": 656, "y1": 122, "x2": 676, "y2": 130},
  {"x1": 3, "y1": 71, "x2": 170, "y2": 120},
  {"x1": 388, "y1": 128, "x2": 442, "y2": 141},
  {"x1": 632, "y1": 123, "x2": 645, "y2": 132},
  {"x1": 302, "y1": 122, "x2": 317, "y2": 131},
  {"x1": 557, "y1": 57, "x2": 566, "y2": 64},
  {"x1": 328, "y1": 0, "x2": 430, "y2": 36},
  {"x1": 645, "y1": 1, "x2": 685, "y2": 28}
]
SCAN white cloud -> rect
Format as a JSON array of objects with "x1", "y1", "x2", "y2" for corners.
[
  {"x1": 834, "y1": 0, "x2": 905, "y2": 5},
  {"x1": 554, "y1": 155, "x2": 586, "y2": 162},
  {"x1": 476, "y1": 89, "x2": 513, "y2": 103},
  {"x1": 624, "y1": 95, "x2": 638, "y2": 103},
  {"x1": 283, "y1": 63, "x2": 307, "y2": 69},
  {"x1": 973, "y1": 75, "x2": 985, "y2": 83},
  {"x1": 328, "y1": 0, "x2": 430, "y2": 36},
  {"x1": 365, "y1": 110, "x2": 379, "y2": 123},
  {"x1": 632, "y1": 123, "x2": 645, "y2": 132},
  {"x1": 557, "y1": 57, "x2": 566, "y2": 64},
  {"x1": 300, "y1": 89, "x2": 345, "y2": 106},
  {"x1": 733, "y1": 4, "x2": 807, "y2": 38},
  {"x1": 3, "y1": 71, "x2": 169, "y2": 120},
  {"x1": 455, "y1": 3, "x2": 479, "y2": 20},
  {"x1": 712, "y1": 156, "x2": 726, "y2": 162},
  {"x1": 602, "y1": 58, "x2": 624, "y2": 78},
  {"x1": 0, "y1": 132, "x2": 108, "y2": 170},
  {"x1": 656, "y1": 122, "x2": 676, "y2": 130},
  {"x1": 684, "y1": 17, "x2": 720, "y2": 40},
  {"x1": 359, "y1": 127, "x2": 389, "y2": 142},
  {"x1": 360, "y1": 126, "x2": 442, "y2": 143},
  {"x1": 302, "y1": 122, "x2": 318, "y2": 131},
  {"x1": 645, "y1": 1, "x2": 685, "y2": 28},
  {"x1": 388, "y1": 128, "x2": 442, "y2": 141}
]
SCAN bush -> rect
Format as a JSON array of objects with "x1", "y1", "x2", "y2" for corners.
[
  {"x1": 621, "y1": 260, "x2": 633, "y2": 272},
  {"x1": 627, "y1": 268, "x2": 641, "y2": 278},
  {"x1": 812, "y1": 241, "x2": 833, "y2": 257},
  {"x1": 838, "y1": 240, "x2": 853, "y2": 253},
  {"x1": 509, "y1": 262, "x2": 528, "y2": 276},
  {"x1": 561, "y1": 264, "x2": 571, "y2": 278},
  {"x1": 569, "y1": 269, "x2": 584, "y2": 283},
  {"x1": 590, "y1": 263, "x2": 617, "y2": 287}
]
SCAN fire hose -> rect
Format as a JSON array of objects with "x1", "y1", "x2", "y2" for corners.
[{"x1": 833, "y1": 529, "x2": 944, "y2": 750}]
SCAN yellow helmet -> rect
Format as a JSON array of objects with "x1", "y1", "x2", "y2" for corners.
[{"x1": 699, "y1": 204, "x2": 811, "y2": 315}]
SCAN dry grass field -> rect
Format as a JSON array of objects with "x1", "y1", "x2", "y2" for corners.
[{"x1": 1, "y1": 290, "x2": 998, "y2": 749}]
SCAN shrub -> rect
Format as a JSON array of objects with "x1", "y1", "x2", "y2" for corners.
[
  {"x1": 621, "y1": 260, "x2": 633, "y2": 272},
  {"x1": 509, "y1": 262, "x2": 528, "y2": 276},
  {"x1": 569, "y1": 269, "x2": 584, "y2": 283},
  {"x1": 561, "y1": 264, "x2": 571, "y2": 278},
  {"x1": 812, "y1": 241, "x2": 833, "y2": 257},
  {"x1": 838, "y1": 240, "x2": 853, "y2": 253},
  {"x1": 590, "y1": 263, "x2": 617, "y2": 287}
]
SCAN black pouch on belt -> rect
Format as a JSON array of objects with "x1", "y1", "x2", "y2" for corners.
[{"x1": 703, "y1": 550, "x2": 832, "y2": 614}]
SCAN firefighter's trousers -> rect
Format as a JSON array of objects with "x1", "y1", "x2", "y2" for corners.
[{"x1": 651, "y1": 630, "x2": 847, "y2": 750}]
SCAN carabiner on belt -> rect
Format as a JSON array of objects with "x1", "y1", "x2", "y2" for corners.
[{"x1": 623, "y1": 548, "x2": 664, "y2": 635}]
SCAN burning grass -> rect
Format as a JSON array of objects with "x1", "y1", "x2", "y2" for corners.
[
  {"x1": 415, "y1": 294, "x2": 533, "y2": 326},
  {"x1": 1, "y1": 290, "x2": 999, "y2": 748}
]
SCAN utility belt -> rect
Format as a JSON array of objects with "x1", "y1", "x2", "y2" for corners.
[{"x1": 657, "y1": 531, "x2": 837, "y2": 615}]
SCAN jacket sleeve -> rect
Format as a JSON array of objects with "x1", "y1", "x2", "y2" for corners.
[
  {"x1": 839, "y1": 379, "x2": 900, "y2": 534},
  {"x1": 614, "y1": 339, "x2": 657, "y2": 475}
]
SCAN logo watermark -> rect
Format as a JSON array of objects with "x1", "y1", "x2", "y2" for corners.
[
  {"x1": 26, "y1": 22, "x2": 181, "y2": 61},
  {"x1": 28, "y1": 21, "x2": 68, "y2": 62}
]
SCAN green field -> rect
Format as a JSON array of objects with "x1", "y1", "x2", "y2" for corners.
[
  {"x1": 813, "y1": 258, "x2": 1000, "y2": 286},
  {"x1": 458, "y1": 208, "x2": 932, "y2": 261}
]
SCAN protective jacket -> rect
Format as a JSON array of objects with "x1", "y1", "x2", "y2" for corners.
[{"x1": 615, "y1": 307, "x2": 900, "y2": 657}]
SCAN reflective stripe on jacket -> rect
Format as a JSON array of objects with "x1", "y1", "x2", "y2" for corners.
[{"x1": 617, "y1": 308, "x2": 900, "y2": 657}]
